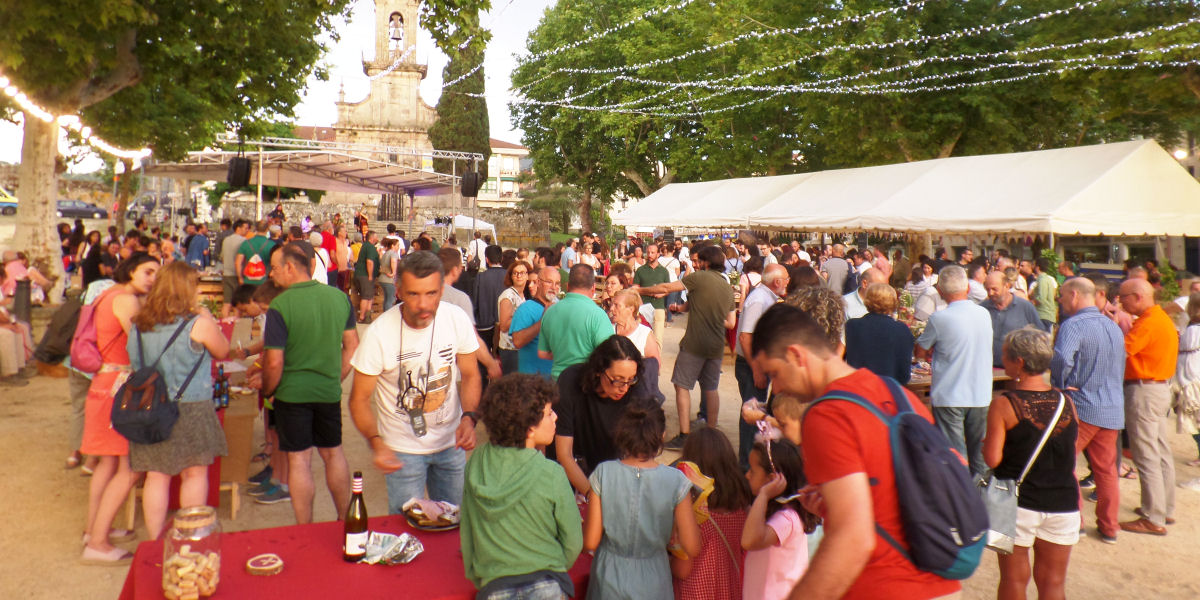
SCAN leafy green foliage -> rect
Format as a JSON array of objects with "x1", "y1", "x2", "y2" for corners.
[
  {"x1": 429, "y1": 43, "x2": 491, "y2": 176},
  {"x1": 513, "y1": 0, "x2": 1200, "y2": 203}
]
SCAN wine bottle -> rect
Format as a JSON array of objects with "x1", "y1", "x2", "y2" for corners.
[
  {"x1": 344, "y1": 471, "x2": 368, "y2": 562},
  {"x1": 212, "y1": 365, "x2": 223, "y2": 408},
  {"x1": 218, "y1": 365, "x2": 229, "y2": 408}
]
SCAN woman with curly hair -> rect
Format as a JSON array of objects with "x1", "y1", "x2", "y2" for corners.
[
  {"x1": 461, "y1": 374, "x2": 583, "y2": 599},
  {"x1": 783, "y1": 285, "x2": 846, "y2": 353}
]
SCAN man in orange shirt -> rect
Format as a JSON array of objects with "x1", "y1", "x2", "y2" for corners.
[
  {"x1": 1118, "y1": 278, "x2": 1179, "y2": 535},
  {"x1": 752, "y1": 304, "x2": 961, "y2": 600}
]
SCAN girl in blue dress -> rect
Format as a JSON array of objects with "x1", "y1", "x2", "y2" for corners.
[{"x1": 584, "y1": 399, "x2": 701, "y2": 599}]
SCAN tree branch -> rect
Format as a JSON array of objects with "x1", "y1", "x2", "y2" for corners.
[{"x1": 77, "y1": 29, "x2": 143, "y2": 109}]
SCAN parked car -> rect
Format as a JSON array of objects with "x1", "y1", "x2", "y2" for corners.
[
  {"x1": 0, "y1": 188, "x2": 16, "y2": 215},
  {"x1": 56, "y1": 199, "x2": 108, "y2": 219}
]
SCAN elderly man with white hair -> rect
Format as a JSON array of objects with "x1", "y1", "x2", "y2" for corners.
[{"x1": 916, "y1": 264, "x2": 995, "y2": 476}]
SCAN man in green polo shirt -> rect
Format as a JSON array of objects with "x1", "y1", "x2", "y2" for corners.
[
  {"x1": 236, "y1": 220, "x2": 275, "y2": 286},
  {"x1": 355, "y1": 230, "x2": 381, "y2": 323},
  {"x1": 538, "y1": 264, "x2": 615, "y2": 379},
  {"x1": 262, "y1": 242, "x2": 360, "y2": 525},
  {"x1": 633, "y1": 242, "x2": 669, "y2": 345}
]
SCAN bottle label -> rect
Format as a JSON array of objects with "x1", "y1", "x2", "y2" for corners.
[{"x1": 345, "y1": 531, "x2": 368, "y2": 556}]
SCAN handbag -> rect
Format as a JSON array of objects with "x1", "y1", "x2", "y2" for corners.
[
  {"x1": 111, "y1": 318, "x2": 204, "y2": 445},
  {"x1": 978, "y1": 392, "x2": 1065, "y2": 554}
]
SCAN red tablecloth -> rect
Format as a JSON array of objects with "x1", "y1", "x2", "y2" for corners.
[{"x1": 118, "y1": 514, "x2": 592, "y2": 599}]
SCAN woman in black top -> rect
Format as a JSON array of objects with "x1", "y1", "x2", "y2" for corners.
[
  {"x1": 984, "y1": 326, "x2": 1079, "y2": 600},
  {"x1": 843, "y1": 283, "x2": 914, "y2": 383},
  {"x1": 79, "y1": 231, "x2": 106, "y2": 289},
  {"x1": 554, "y1": 335, "x2": 654, "y2": 497}
]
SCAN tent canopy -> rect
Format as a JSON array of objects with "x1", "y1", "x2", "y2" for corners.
[
  {"x1": 425, "y1": 214, "x2": 496, "y2": 236},
  {"x1": 145, "y1": 149, "x2": 459, "y2": 197},
  {"x1": 615, "y1": 140, "x2": 1200, "y2": 236}
]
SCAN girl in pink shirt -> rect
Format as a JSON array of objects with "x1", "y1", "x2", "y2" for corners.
[{"x1": 741, "y1": 440, "x2": 815, "y2": 600}]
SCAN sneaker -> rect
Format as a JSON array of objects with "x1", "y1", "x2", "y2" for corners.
[
  {"x1": 689, "y1": 417, "x2": 707, "y2": 431},
  {"x1": 664, "y1": 433, "x2": 688, "y2": 451},
  {"x1": 255, "y1": 486, "x2": 291, "y2": 505},
  {"x1": 1180, "y1": 477, "x2": 1200, "y2": 492},
  {"x1": 248, "y1": 465, "x2": 273, "y2": 485},
  {"x1": 1086, "y1": 490, "x2": 1098, "y2": 503},
  {"x1": 1079, "y1": 475, "x2": 1095, "y2": 489},
  {"x1": 247, "y1": 481, "x2": 276, "y2": 496},
  {"x1": 1100, "y1": 533, "x2": 1117, "y2": 545}
]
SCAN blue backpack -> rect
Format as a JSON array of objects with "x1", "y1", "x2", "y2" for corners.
[{"x1": 807, "y1": 376, "x2": 987, "y2": 580}]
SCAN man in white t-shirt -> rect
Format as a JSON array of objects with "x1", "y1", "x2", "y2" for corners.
[{"x1": 348, "y1": 251, "x2": 482, "y2": 513}]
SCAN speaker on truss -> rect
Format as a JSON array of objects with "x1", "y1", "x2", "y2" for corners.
[
  {"x1": 227, "y1": 157, "x2": 252, "y2": 187},
  {"x1": 460, "y1": 171, "x2": 483, "y2": 197}
]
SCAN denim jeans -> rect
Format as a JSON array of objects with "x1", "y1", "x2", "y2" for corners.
[
  {"x1": 665, "y1": 291, "x2": 682, "y2": 322},
  {"x1": 734, "y1": 355, "x2": 767, "y2": 471},
  {"x1": 482, "y1": 578, "x2": 566, "y2": 600},
  {"x1": 384, "y1": 446, "x2": 466, "y2": 515},
  {"x1": 933, "y1": 406, "x2": 989, "y2": 477},
  {"x1": 380, "y1": 282, "x2": 396, "y2": 311}
]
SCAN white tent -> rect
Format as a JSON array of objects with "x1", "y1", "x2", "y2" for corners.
[
  {"x1": 612, "y1": 174, "x2": 811, "y2": 228},
  {"x1": 614, "y1": 140, "x2": 1200, "y2": 236},
  {"x1": 425, "y1": 214, "x2": 497, "y2": 240}
]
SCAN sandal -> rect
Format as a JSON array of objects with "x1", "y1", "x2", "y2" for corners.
[
  {"x1": 80, "y1": 465, "x2": 94, "y2": 476},
  {"x1": 65, "y1": 452, "x2": 82, "y2": 469},
  {"x1": 79, "y1": 545, "x2": 134, "y2": 566},
  {"x1": 81, "y1": 529, "x2": 137, "y2": 545},
  {"x1": 1119, "y1": 465, "x2": 1137, "y2": 479}
]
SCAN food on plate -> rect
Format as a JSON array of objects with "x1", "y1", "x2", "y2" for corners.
[{"x1": 401, "y1": 498, "x2": 459, "y2": 528}]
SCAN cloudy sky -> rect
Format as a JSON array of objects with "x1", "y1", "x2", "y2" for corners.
[{"x1": 0, "y1": 0, "x2": 554, "y2": 172}]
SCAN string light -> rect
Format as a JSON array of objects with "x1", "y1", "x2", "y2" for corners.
[
  {"x1": 513, "y1": 0, "x2": 933, "y2": 92},
  {"x1": 520, "y1": 0, "x2": 701, "y2": 63},
  {"x1": 506, "y1": 14, "x2": 1200, "y2": 118},
  {"x1": 0, "y1": 70, "x2": 151, "y2": 160},
  {"x1": 368, "y1": 44, "x2": 417, "y2": 81},
  {"x1": 516, "y1": 0, "x2": 1106, "y2": 99}
]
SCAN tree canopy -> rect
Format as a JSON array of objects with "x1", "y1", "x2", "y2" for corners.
[
  {"x1": 512, "y1": 0, "x2": 1200, "y2": 210},
  {"x1": 0, "y1": 0, "x2": 352, "y2": 293}
]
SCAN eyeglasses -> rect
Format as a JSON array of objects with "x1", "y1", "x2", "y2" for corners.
[
  {"x1": 512, "y1": 270, "x2": 528, "y2": 276},
  {"x1": 602, "y1": 371, "x2": 638, "y2": 388}
]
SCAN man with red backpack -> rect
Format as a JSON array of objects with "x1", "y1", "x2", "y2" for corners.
[
  {"x1": 751, "y1": 303, "x2": 981, "y2": 600},
  {"x1": 236, "y1": 220, "x2": 275, "y2": 287}
]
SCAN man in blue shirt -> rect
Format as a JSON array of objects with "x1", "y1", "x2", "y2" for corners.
[
  {"x1": 1052, "y1": 277, "x2": 1125, "y2": 543},
  {"x1": 510, "y1": 266, "x2": 559, "y2": 378},
  {"x1": 916, "y1": 265, "x2": 994, "y2": 476},
  {"x1": 186, "y1": 223, "x2": 211, "y2": 268}
]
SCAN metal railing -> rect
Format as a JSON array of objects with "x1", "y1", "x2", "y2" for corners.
[{"x1": 213, "y1": 134, "x2": 485, "y2": 162}]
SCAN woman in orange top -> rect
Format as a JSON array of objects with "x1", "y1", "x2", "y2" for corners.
[{"x1": 80, "y1": 253, "x2": 160, "y2": 565}]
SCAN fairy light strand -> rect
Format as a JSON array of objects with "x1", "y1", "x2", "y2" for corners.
[
  {"x1": 0, "y1": 71, "x2": 151, "y2": 160},
  {"x1": 521, "y1": 0, "x2": 702, "y2": 63},
  {"x1": 513, "y1": 0, "x2": 933, "y2": 92},
  {"x1": 516, "y1": 0, "x2": 1106, "y2": 99}
]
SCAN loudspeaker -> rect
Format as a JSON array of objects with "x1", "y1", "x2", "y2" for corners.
[
  {"x1": 460, "y1": 171, "x2": 483, "y2": 197},
  {"x1": 227, "y1": 157, "x2": 252, "y2": 187}
]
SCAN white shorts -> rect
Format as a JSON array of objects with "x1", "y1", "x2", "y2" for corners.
[{"x1": 1014, "y1": 508, "x2": 1080, "y2": 547}]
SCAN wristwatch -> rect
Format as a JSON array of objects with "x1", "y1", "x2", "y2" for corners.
[{"x1": 461, "y1": 411, "x2": 480, "y2": 425}]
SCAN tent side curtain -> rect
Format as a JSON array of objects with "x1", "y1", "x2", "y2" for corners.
[{"x1": 612, "y1": 140, "x2": 1200, "y2": 236}]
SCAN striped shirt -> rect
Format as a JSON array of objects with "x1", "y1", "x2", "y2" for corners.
[{"x1": 1050, "y1": 306, "x2": 1125, "y2": 430}]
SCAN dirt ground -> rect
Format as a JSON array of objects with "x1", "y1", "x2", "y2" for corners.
[{"x1": 3, "y1": 305, "x2": 1200, "y2": 598}]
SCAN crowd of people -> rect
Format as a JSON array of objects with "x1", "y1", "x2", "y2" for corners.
[{"x1": 5, "y1": 210, "x2": 1200, "y2": 599}]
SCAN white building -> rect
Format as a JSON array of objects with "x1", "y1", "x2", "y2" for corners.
[{"x1": 477, "y1": 138, "x2": 528, "y2": 209}]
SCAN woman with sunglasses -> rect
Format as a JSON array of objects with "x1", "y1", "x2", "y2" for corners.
[
  {"x1": 555, "y1": 335, "x2": 655, "y2": 497},
  {"x1": 497, "y1": 260, "x2": 532, "y2": 375}
]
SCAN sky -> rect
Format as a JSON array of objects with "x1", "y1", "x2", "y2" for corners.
[{"x1": 0, "y1": 0, "x2": 554, "y2": 172}]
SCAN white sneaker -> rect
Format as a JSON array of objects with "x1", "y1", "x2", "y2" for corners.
[{"x1": 1179, "y1": 477, "x2": 1200, "y2": 492}]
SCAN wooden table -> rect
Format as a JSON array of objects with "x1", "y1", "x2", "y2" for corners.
[{"x1": 905, "y1": 367, "x2": 1012, "y2": 397}]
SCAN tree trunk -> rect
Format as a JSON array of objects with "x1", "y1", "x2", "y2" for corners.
[
  {"x1": 580, "y1": 187, "x2": 593, "y2": 235},
  {"x1": 14, "y1": 115, "x2": 65, "y2": 302},
  {"x1": 115, "y1": 158, "x2": 135, "y2": 233}
]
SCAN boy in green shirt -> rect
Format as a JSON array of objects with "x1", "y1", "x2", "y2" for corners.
[{"x1": 461, "y1": 374, "x2": 583, "y2": 597}]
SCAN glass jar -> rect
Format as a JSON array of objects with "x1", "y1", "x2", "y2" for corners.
[{"x1": 162, "y1": 506, "x2": 222, "y2": 599}]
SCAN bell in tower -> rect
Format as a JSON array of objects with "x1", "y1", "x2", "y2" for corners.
[{"x1": 387, "y1": 12, "x2": 404, "y2": 53}]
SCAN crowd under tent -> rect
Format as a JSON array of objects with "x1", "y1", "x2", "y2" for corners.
[{"x1": 614, "y1": 140, "x2": 1200, "y2": 241}]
